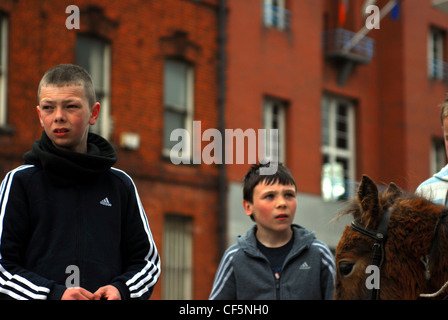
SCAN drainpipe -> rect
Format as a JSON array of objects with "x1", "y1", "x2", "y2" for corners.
[{"x1": 217, "y1": 0, "x2": 227, "y2": 257}]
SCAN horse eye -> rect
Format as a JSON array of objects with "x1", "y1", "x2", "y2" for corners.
[{"x1": 339, "y1": 261, "x2": 355, "y2": 277}]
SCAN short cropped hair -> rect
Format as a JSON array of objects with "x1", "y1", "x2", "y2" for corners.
[
  {"x1": 38, "y1": 64, "x2": 96, "y2": 108},
  {"x1": 243, "y1": 163, "x2": 297, "y2": 222},
  {"x1": 243, "y1": 162, "x2": 297, "y2": 203}
]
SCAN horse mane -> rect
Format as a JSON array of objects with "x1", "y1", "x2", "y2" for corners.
[
  {"x1": 335, "y1": 179, "x2": 407, "y2": 227},
  {"x1": 336, "y1": 178, "x2": 439, "y2": 229}
]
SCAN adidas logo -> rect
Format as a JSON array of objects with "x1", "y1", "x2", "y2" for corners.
[
  {"x1": 100, "y1": 197, "x2": 112, "y2": 207},
  {"x1": 299, "y1": 262, "x2": 311, "y2": 270}
]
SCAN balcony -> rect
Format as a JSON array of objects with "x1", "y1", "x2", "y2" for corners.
[
  {"x1": 323, "y1": 28, "x2": 375, "y2": 64},
  {"x1": 428, "y1": 58, "x2": 448, "y2": 81},
  {"x1": 263, "y1": 3, "x2": 291, "y2": 30},
  {"x1": 323, "y1": 28, "x2": 375, "y2": 85}
]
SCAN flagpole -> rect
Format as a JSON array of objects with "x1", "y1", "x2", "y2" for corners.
[{"x1": 342, "y1": 0, "x2": 402, "y2": 53}]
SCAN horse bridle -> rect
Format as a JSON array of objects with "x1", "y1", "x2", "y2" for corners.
[{"x1": 350, "y1": 207, "x2": 392, "y2": 300}]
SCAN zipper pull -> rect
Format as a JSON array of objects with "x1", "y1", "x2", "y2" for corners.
[{"x1": 275, "y1": 272, "x2": 281, "y2": 299}]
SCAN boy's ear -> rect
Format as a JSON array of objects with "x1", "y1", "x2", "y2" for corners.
[
  {"x1": 89, "y1": 103, "x2": 101, "y2": 125},
  {"x1": 242, "y1": 200, "x2": 253, "y2": 218},
  {"x1": 36, "y1": 106, "x2": 44, "y2": 127}
]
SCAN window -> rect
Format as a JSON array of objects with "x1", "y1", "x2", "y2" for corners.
[
  {"x1": 162, "y1": 215, "x2": 193, "y2": 300},
  {"x1": 0, "y1": 14, "x2": 8, "y2": 129},
  {"x1": 263, "y1": 97, "x2": 287, "y2": 164},
  {"x1": 163, "y1": 59, "x2": 194, "y2": 159},
  {"x1": 321, "y1": 96, "x2": 355, "y2": 201},
  {"x1": 263, "y1": 0, "x2": 290, "y2": 30},
  {"x1": 431, "y1": 137, "x2": 447, "y2": 175},
  {"x1": 428, "y1": 27, "x2": 447, "y2": 80},
  {"x1": 75, "y1": 35, "x2": 112, "y2": 139}
]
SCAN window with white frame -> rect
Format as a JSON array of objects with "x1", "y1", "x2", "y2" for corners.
[
  {"x1": 263, "y1": 0, "x2": 290, "y2": 30},
  {"x1": 428, "y1": 27, "x2": 446, "y2": 80},
  {"x1": 431, "y1": 137, "x2": 446, "y2": 175},
  {"x1": 163, "y1": 59, "x2": 194, "y2": 159},
  {"x1": 0, "y1": 14, "x2": 9, "y2": 128},
  {"x1": 75, "y1": 35, "x2": 112, "y2": 139},
  {"x1": 263, "y1": 97, "x2": 286, "y2": 164},
  {"x1": 321, "y1": 96, "x2": 355, "y2": 201},
  {"x1": 162, "y1": 214, "x2": 193, "y2": 300}
]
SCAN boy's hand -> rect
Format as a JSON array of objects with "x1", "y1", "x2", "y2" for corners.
[
  {"x1": 61, "y1": 287, "x2": 94, "y2": 300},
  {"x1": 93, "y1": 285, "x2": 122, "y2": 300}
]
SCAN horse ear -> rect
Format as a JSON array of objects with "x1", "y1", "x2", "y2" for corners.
[
  {"x1": 357, "y1": 175, "x2": 380, "y2": 228},
  {"x1": 384, "y1": 182, "x2": 401, "y2": 206}
]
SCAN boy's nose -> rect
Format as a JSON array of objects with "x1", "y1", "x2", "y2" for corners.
[
  {"x1": 276, "y1": 196, "x2": 287, "y2": 208},
  {"x1": 54, "y1": 107, "x2": 66, "y2": 122}
]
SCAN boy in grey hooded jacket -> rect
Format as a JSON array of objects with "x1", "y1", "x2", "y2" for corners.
[{"x1": 209, "y1": 163, "x2": 335, "y2": 300}]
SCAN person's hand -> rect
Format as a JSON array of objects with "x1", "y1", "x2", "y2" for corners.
[
  {"x1": 93, "y1": 285, "x2": 122, "y2": 300},
  {"x1": 61, "y1": 287, "x2": 94, "y2": 300}
]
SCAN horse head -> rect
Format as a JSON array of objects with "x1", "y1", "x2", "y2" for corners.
[{"x1": 335, "y1": 175, "x2": 448, "y2": 300}]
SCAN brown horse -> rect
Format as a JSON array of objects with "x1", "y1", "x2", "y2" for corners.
[{"x1": 334, "y1": 175, "x2": 448, "y2": 300}]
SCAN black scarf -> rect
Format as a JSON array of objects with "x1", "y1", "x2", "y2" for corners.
[{"x1": 23, "y1": 131, "x2": 118, "y2": 187}]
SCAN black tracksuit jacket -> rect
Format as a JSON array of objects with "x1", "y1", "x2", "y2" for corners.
[{"x1": 0, "y1": 132, "x2": 160, "y2": 300}]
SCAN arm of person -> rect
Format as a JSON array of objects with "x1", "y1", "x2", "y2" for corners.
[
  {"x1": 209, "y1": 245, "x2": 239, "y2": 300},
  {"x1": 315, "y1": 240, "x2": 336, "y2": 300},
  {"x1": 105, "y1": 170, "x2": 161, "y2": 300},
  {"x1": 0, "y1": 167, "x2": 64, "y2": 300}
]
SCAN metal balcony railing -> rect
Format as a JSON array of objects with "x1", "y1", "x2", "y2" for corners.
[
  {"x1": 263, "y1": 3, "x2": 291, "y2": 30},
  {"x1": 428, "y1": 58, "x2": 448, "y2": 81},
  {"x1": 323, "y1": 28, "x2": 375, "y2": 64}
]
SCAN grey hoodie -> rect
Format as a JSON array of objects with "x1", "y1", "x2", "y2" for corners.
[{"x1": 209, "y1": 224, "x2": 335, "y2": 300}]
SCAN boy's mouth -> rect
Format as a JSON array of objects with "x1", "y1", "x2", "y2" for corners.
[
  {"x1": 275, "y1": 213, "x2": 289, "y2": 220},
  {"x1": 53, "y1": 128, "x2": 69, "y2": 137}
]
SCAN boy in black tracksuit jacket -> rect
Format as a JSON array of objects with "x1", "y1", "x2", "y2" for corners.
[{"x1": 0, "y1": 64, "x2": 160, "y2": 300}]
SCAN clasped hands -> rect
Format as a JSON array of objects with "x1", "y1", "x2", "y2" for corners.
[{"x1": 61, "y1": 285, "x2": 121, "y2": 300}]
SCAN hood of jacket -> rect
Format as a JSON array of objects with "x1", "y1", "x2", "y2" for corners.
[
  {"x1": 23, "y1": 130, "x2": 118, "y2": 187},
  {"x1": 237, "y1": 224, "x2": 316, "y2": 259},
  {"x1": 434, "y1": 164, "x2": 448, "y2": 182}
]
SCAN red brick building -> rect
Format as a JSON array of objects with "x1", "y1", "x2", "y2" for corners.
[
  {"x1": 224, "y1": 0, "x2": 448, "y2": 251},
  {"x1": 2, "y1": 0, "x2": 448, "y2": 301},
  {"x1": 0, "y1": 0, "x2": 222, "y2": 299}
]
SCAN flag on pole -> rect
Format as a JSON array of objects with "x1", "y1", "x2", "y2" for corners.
[
  {"x1": 338, "y1": 0, "x2": 349, "y2": 26},
  {"x1": 390, "y1": 0, "x2": 401, "y2": 20}
]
